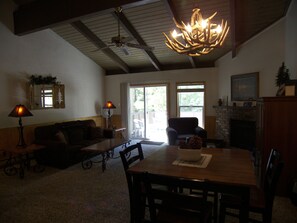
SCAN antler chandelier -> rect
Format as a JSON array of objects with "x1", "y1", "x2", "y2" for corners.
[{"x1": 163, "y1": 8, "x2": 229, "y2": 56}]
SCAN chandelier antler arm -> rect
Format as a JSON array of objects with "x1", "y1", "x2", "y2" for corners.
[
  {"x1": 163, "y1": 7, "x2": 229, "y2": 56},
  {"x1": 164, "y1": 33, "x2": 186, "y2": 51},
  {"x1": 219, "y1": 21, "x2": 230, "y2": 46}
]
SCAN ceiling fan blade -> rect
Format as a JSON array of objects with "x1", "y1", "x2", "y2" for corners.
[
  {"x1": 125, "y1": 42, "x2": 154, "y2": 51},
  {"x1": 90, "y1": 44, "x2": 114, "y2": 52},
  {"x1": 121, "y1": 36, "x2": 134, "y2": 43}
]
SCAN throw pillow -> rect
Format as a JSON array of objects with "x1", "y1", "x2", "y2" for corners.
[
  {"x1": 89, "y1": 127, "x2": 103, "y2": 139},
  {"x1": 55, "y1": 131, "x2": 68, "y2": 144}
]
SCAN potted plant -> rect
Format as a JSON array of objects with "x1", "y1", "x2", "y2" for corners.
[
  {"x1": 29, "y1": 75, "x2": 57, "y2": 85},
  {"x1": 276, "y1": 62, "x2": 290, "y2": 96},
  {"x1": 178, "y1": 135, "x2": 202, "y2": 161}
]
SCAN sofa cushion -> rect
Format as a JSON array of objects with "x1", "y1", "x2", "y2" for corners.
[
  {"x1": 34, "y1": 125, "x2": 59, "y2": 141},
  {"x1": 89, "y1": 126, "x2": 103, "y2": 139},
  {"x1": 67, "y1": 127, "x2": 85, "y2": 144}
]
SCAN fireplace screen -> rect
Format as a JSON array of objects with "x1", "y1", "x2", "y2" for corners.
[{"x1": 229, "y1": 119, "x2": 256, "y2": 150}]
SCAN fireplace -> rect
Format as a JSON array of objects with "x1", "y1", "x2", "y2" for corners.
[
  {"x1": 213, "y1": 106, "x2": 256, "y2": 146},
  {"x1": 229, "y1": 119, "x2": 256, "y2": 150}
]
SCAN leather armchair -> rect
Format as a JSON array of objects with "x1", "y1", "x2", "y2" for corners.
[{"x1": 166, "y1": 117, "x2": 207, "y2": 147}]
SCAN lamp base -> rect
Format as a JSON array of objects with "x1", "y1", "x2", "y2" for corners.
[{"x1": 17, "y1": 126, "x2": 27, "y2": 148}]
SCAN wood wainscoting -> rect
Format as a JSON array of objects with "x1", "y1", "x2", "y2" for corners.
[{"x1": 205, "y1": 116, "x2": 216, "y2": 139}]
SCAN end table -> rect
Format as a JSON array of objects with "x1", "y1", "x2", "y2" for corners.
[{"x1": 1, "y1": 144, "x2": 45, "y2": 179}]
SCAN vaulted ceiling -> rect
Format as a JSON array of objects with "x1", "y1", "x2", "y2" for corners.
[{"x1": 13, "y1": 0, "x2": 291, "y2": 75}]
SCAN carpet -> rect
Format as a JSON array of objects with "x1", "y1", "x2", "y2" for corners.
[
  {"x1": 139, "y1": 140, "x2": 164, "y2": 145},
  {"x1": 0, "y1": 143, "x2": 296, "y2": 223}
]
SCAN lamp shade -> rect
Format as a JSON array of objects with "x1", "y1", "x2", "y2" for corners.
[
  {"x1": 8, "y1": 104, "x2": 33, "y2": 117},
  {"x1": 103, "y1": 101, "x2": 116, "y2": 109}
]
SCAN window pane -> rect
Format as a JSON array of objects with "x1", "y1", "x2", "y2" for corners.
[
  {"x1": 176, "y1": 82, "x2": 205, "y2": 128},
  {"x1": 178, "y1": 92, "x2": 204, "y2": 106},
  {"x1": 40, "y1": 88, "x2": 53, "y2": 108},
  {"x1": 177, "y1": 84, "x2": 204, "y2": 90},
  {"x1": 180, "y1": 106, "x2": 203, "y2": 124}
]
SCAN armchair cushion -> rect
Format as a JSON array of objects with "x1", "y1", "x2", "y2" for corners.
[{"x1": 167, "y1": 117, "x2": 207, "y2": 146}]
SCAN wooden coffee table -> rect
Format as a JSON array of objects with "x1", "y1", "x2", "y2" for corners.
[{"x1": 81, "y1": 138, "x2": 130, "y2": 172}]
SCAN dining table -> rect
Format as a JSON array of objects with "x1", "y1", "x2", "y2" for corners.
[{"x1": 128, "y1": 146, "x2": 258, "y2": 223}]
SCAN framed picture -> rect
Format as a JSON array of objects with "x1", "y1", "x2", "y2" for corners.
[
  {"x1": 231, "y1": 72, "x2": 259, "y2": 101},
  {"x1": 285, "y1": 79, "x2": 297, "y2": 96}
]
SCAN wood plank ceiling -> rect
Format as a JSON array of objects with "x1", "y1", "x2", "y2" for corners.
[{"x1": 13, "y1": 0, "x2": 291, "y2": 75}]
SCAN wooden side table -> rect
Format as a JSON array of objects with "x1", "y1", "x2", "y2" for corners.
[{"x1": 1, "y1": 144, "x2": 45, "y2": 179}]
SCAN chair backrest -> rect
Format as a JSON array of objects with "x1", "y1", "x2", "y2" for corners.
[
  {"x1": 264, "y1": 149, "x2": 284, "y2": 210},
  {"x1": 142, "y1": 172, "x2": 211, "y2": 223},
  {"x1": 120, "y1": 142, "x2": 144, "y2": 189},
  {"x1": 168, "y1": 117, "x2": 199, "y2": 134},
  {"x1": 119, "y1": 143, "x2": 144, "y2": 223}
]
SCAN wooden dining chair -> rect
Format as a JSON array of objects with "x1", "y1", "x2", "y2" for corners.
[
  {"x1": 142, "y1": 172, "x2": 213, "y2": 223},
  {"x1": 119, "y1": 143, "x2": 144, "y2": 223},
  {"x1": 218, "y1": 148, "x2": 284, "y2": 223}
]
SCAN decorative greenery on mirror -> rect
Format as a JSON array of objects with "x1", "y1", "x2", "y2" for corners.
[{"x1": 29, "y1": 75, "x2": 65, "y2": 110}]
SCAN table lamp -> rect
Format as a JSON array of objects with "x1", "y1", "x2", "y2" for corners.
[
  {"x1": 8, "y1": 104, "x2": 33, "y2": 147},
  {"x1": 103, "y1": 101, "x2": 116, "y2": 128}
]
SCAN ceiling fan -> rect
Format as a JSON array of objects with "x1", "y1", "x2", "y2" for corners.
[{"x1": 95, "y1": 7, "x2": 154, "y2": 55}]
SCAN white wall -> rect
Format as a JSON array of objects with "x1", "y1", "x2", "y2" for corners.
[
  {"x1": 285, "y1": 0, "x2": 297, "y2": 78},
  {"x1": 216, "y1": 19, "x2": 286, "y2": 103},
  {"x1": 0, "y1": 0, "x2": 105, "y2": 128},
  {"x1": 105, "y1": 68, "x2": 218, "y2": 117}
]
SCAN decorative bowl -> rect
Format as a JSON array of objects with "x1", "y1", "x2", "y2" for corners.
[{"x1": 177, "y1": 147, "x2": 201, "y2": 161}]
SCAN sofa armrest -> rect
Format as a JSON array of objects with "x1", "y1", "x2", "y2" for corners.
[
  {"x1": 194, "y1": 127, "x2": 207, "y2": 147},
  {"x1": 166, "y1": 127, "x2": 178, "y2": 145},
  {"x1": 103, "y1": 129, "x2": 115, "y2": 138}
]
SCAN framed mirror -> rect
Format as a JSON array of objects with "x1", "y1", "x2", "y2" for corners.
[{"x1": 29, "y1": 84, "x2": 65, "y2": 109}]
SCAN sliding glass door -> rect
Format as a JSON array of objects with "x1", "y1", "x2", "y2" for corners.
[{"x1": 129, "y1": 84, "x2": 168, "y2": 141}]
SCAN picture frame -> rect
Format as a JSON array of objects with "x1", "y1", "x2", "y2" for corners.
[
  {"x1": 285, "y1": 79, "x2": 297, "y2": 96},
  {"x1": 231, "y1": 72, "x2": 259, "y2": 101}
]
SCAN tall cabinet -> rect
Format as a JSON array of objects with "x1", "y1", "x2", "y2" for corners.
[{"x1": 257, "y1": 97, "x2": 297, "y2": 196}]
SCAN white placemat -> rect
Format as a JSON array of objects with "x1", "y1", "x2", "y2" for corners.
[{"x1": 172, "y1": 154, "x2": 212, "y2": 168}]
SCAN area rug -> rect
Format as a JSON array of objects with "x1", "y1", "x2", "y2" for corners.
[{"x1": 139, "y1": 140, "x2": 164, "y2": 145}]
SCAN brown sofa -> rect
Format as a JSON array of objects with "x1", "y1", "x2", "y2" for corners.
[
  {"x1": 166, "y1": 117, "x2": 207, "y2": 147},
  {"x1": 34, "y1": 119, "x2": 113, "y2": 169}
]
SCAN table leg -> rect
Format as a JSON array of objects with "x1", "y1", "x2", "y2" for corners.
[
  {"x1": 101, "y1": 152, "x2": 107, "y2": 172},
  {"x1": 81, "y1": 154, "x2": 94, "y2": 169},
  {"x1": 19, "y1": 158, "x2": 25, "y2": 179},
  {"x1": 4, "y1": 155, "x2": 17, "y2": 176}
]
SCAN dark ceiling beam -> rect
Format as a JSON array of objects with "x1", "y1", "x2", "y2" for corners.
[
  {"x1": 112, "y1": 10, "x2": 162, "y2": 71},
  {"x1": 230, "y1": 0, "x2": 245, "y2": 58},
  {"x1": 71, "y1": 21, "x2": 130, "y2": 73},
  {"x1": 107, "y1": 61, "x2": 214, "y2": 75},
  {"x1": 162, "y1": 0, "x2": 197, "y2": 68},
  {"x1": 14, "y1": 0, "x2": 160, "y2": 35},
  {"x1": 230, "y1": 0, "x2": 237, "y2": 58}
]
